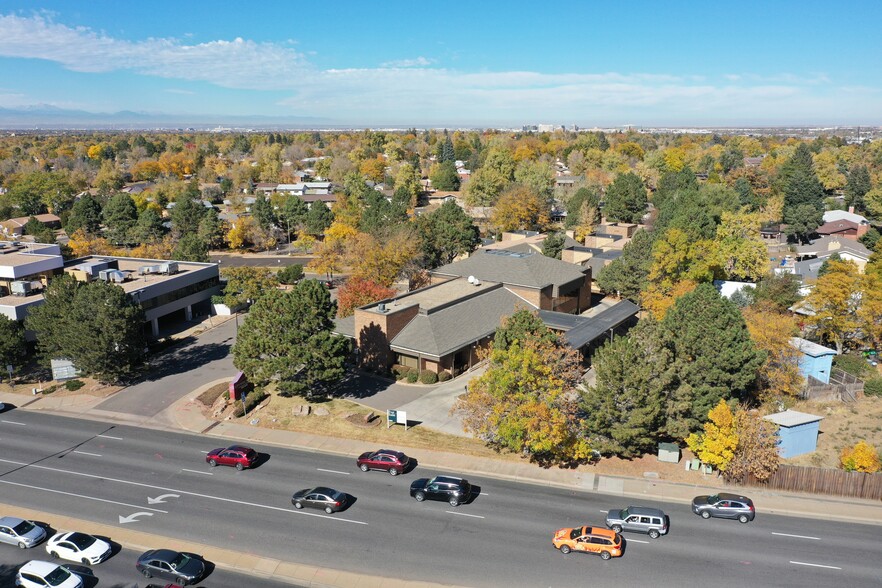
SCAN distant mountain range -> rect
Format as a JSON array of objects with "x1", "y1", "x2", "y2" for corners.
[{"x1": 0, "y1": 104, "x2": 336, "y2": 130}]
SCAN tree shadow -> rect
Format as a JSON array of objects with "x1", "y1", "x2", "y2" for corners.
[
  {"x1": 131, "y1": 341, "x2": 233, "y2": 383},
  {"x1": 335, "y1": 371, "x2": 394, "y2": 401}
]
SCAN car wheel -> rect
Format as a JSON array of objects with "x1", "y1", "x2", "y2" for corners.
[
  {"x1": 611, "y1": 524, "x2": 623, "y2": 534},
  {"x1": 50, "y1": 551, "x2": 59, "y2": 559},
  {"x1": 236, "y1": 462, "x2": 244, "y2": 471},
  {"x1": 17, "y1": 541, "x2": 26, "y2": 549},
  {"x1": 208, "y1": 459, "x2": 217, "y2": 467},
  {"x1": 325, "y1": 506, "x2": 334, "y2": 514},
  {"x1": 600, "y1": 551, "x2": 612, "y2": 560},
  {"x1": 738, "y1": 514, "x2": 750, "y2": 524},
  {"x1": 360, "y1": 463, "x2": 370, "y2": 472},
  {"x1": 414, "y1": 491, "x2": 425, "y2": 502},
  {"x1": 701, "y1": 510, "x2": 711, "y2": 519},
  {"x1": 389, "y1": 468, "x2": 399, "y2": 476},
  {"x1": 294, "y1": 501, "x2": 303, "y2": 509},
  {"x1": 81, "y1": 558, "x2": 90, "y2": 565},
  {"x1": 649, "y1": 529, "x2": 660, "y2": 539},
  {"x1": 142, "y1": 569, "x2": 152, "y2": 578},
  {"x1": 559, "y1": 545, "x2": 571, "y2": 555},
  {"x1": 448, "y1": 497, "x2": 459, "y2": 507}
]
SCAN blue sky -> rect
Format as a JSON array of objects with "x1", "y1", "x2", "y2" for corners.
[{"x1": 0, "y1": 1, "x2": 880, "y2": 126}]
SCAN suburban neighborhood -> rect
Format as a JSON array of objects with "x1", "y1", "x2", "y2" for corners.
[{"x1": 1, "y1": 3, "x2": 882, "y2": 588}]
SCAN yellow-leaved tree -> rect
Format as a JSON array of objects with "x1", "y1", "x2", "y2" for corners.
[
  {"x1": 742, "y1": 303, "x2": 804, "y2": 398},
  {"x1": 840, "y1": 441, "x2": 881, "y2": 473},
  {"x1": 686, "y1": 399, "x2": 739, "y2": 472}
]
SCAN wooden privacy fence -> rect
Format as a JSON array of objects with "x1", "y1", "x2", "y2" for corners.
[{"x1": 740, "y1": 464, "x2": 882, "y2": 501}]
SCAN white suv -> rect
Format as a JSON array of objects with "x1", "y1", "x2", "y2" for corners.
[{"x1": 16, "y1": 560, "x2": 83, "y2": 588}]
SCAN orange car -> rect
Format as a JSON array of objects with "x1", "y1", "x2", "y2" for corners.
[{"x1": 552, "y1": 526, "x2": 623, "y2": 560}]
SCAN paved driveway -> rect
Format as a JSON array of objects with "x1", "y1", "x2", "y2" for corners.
[{"x1": 95, "y1": 318, "x2": 238, "y2": 417}]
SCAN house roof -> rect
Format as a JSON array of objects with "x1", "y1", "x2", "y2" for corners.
[
  {"x1": 334, "y1": 314, "x2": 355, "y2": 338},
  {"x1": 823, "y1": 210, "x2": 868, "y2": 225},
  {"x1": 432, "y1": 250, "x2": 587, "y2": 290},
  {"x1": 789, "y1": 337, "x2": 836, "y2": 357},
  {"x1": 763, "y1": 409, "x2": 823, "y2": 428},
  {"x1": 389, "y1": 287, "x2": 536, "y2": 358},
  {"x1": 561, "y1": 300, "x2": 639, "y2": 349},
  {"x1": 795, "y1": 237, "x2": 872, "y2": 259},
  {"x1": 816, "y1": 220, "x2": 861, "y2": 235}
]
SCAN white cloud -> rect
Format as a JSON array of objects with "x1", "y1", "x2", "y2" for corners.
[
  {"x1": 380, "y1": 56, "x2": 434, "y2": 68},
  {"x1": 0, "y1": 13, "x2": 874, "y2": 124}
]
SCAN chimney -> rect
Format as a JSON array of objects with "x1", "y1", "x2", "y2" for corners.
[{"x1": 848, "y1": 206, "x2": 855, "y2": 214}]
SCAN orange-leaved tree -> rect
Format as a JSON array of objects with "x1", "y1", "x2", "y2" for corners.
[{"x1": 336, "y1": 278, "x2": 396, "y2": 318}]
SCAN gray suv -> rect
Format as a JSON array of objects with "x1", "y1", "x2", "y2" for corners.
[
  {"x1": 605, "y1": 506, "x2": 668, "y2": 538},
  {"x1": 691, "y1": 493, "x2": 755, "y2": 523}
]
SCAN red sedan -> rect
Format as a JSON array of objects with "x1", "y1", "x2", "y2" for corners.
[
  {"x1": 205, "y1": 445, "x2": 258, "y2": 470},
  {"x1": 356, "y1": 449, "x2": 411, "y2": 476}
]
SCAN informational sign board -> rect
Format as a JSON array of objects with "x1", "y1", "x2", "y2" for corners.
[{"x1": 387, "y1": 409, "x2": 408, "y2": 431}]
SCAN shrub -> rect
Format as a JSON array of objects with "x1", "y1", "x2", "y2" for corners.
[
  {"x1": 277, "y1": 264, "x2": 304, "y2": 285},
  {"x1": 234, "y1": 388, "x2": 268, "y2": 418},
  {"x1": 840, "y1": 440, "x2": 882, "y2": 473},
  {"x1": 391, "y1": 364, "x2": 411, "y2": 378},
  {"x1": 834, "y1": 353, "x2": 872, "y2": 377},
  {"x1": 64, "y1": 379, "x2": 85, "y2": 391},
  {"x1": 211, "y1": 294, "x2": 225, "y2": 305},
  {"x1": 419, "y1": 370, "x2": 438, "y2": 384},
  {"x1": 438, "y1": 371, "x2": 451, "y2": 382},
  {"x1": 864, "y1": 377, "x2": 882, "y2": 398},
  {"x1": 406, "y1": 371, "x2": 419, "y2": 384}
]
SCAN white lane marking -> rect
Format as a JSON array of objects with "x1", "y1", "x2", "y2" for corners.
[
  {"x1": 181, "y1": 468, "x2": 213, "y2": 475},
  {"x1": 773, "y1": 532, "x2": 821, "y2": 540},
  {"x1": 598, "y1": 509, "x2": 608, "y2": 513},
  {"x1": 316, "y1": 468, "x2": 351, "y2": 475},
  {"x1": 627, "y1": 538, "x2": 650, "y2": 544},
  {"x1": 0, "y1": 458, "x2": 367, "y2": 526},
  {"x1": 73, "y1": 451, "x2": 102, "y2": 457},
  {"x1": 445, "y1": 511, "x2": 485, "y2": 519},
  {"x1": 200, "y1": 450, "x2": 210, "y2": 454},
  {"x1": 480, "y1": 492, "x2": 489, "y2": 496},
  {"x1": 0, "y1": 480, "x2": 168, "y2": 513},
  {"x1": 1, "y1": 420, "x2": 27, "y2": 426},
  {"x1": 790, "y1": 561, "x2": 842, "y2": 570},
  {"x1": 97, "y1": 434, "x2": 123, "y2": 440}
]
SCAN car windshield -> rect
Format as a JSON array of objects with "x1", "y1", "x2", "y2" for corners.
[
  {"x1": 12, "y1": 520, "x2": 35, "y2": 535},
  {"x1": 706, "y1": 494, "x2": 719, "y2": 503},
  {"x1": 569, "y1": 528, "x2": 583, "y2": 540},
  {"x1": 620, "y1": 508, "x2": 630, "y2": 518},
  {"x1": 68, "y1": 533, "x2": 96, "y2": 549},
  {"x1": 44, "y1": 566, "x2": 72, "y2": 586},
  {"x1": 170, "y1": 552, "x2": 191, "y2": 569}
]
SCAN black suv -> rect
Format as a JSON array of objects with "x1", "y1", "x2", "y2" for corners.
[{"x1": 410, "y1": 475, "x2": 471, "y2": 507}]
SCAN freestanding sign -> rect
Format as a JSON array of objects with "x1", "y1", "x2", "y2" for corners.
[{"x1": 387, "y1": 409, "x2": 408, "y2": 431}]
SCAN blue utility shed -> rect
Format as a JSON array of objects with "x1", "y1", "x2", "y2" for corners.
[
  {"x1": 763, "y1": 410, "x2": 824, "y2": 458},
  {"x1": 789, "y1": 337, "x2": 836, "y2": 384}
]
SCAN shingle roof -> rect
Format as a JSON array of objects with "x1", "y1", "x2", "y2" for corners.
[
  {"x1": 562, "y1": 300, "x2": 639, "y2": 349},
  {"x1": 822, "y1": 210, "x2": 868, "y2": 225},
  {"x1": 333, "y1": 315, "x2": 356, "y2": 338},
  {"x1": 389, "y1": 287, "x2": 536, "y2": 358},
  {"x1": 432, "y1": 250, "x2": 587, "y2": 290}
]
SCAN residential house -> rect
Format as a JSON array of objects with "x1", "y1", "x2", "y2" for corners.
[
  {"x1": 1, "y1": 214, "x2": 62, "y2": 237},
  {"x1": 815, "y1": 209, "x2": 870, "y2": 240}
]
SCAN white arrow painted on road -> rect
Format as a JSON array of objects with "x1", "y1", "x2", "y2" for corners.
[
  {"x1": 147, "y1": 493, "x2": 180, "y2": 504},
  {"x1": 118, "y1": 512, "x2": 154, "y2": 524}
]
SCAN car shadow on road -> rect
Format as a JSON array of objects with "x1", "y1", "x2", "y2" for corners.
[
  {"x1": 342, "y1": 495, "x2": 358, "y2": 512},
  {"x1": 466, "y1": 485, "x2": 482, "y2": 505},
  {"x1": 62, "y1": 563, "x2": 97, "y2": 587},
  {"x1": 94, "y1": 535, "x2": 122, "y2": 560},
  {"x1": 248, "y1": 453, "x2": 271, "y2": 469}
]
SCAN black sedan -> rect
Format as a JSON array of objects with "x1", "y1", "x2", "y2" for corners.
[
  {"x1": 291, "y1": 487, "x2": 349, "y2": 514},
  {"x1": 135, "y1": 549, "x2": 205, "y2": 586}
]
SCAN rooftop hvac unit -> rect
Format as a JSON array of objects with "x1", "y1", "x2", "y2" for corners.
[
  {"x1": 159, "y1": 262, "x2": 179, "y2": 275},
  {"x1": 105, "y1": 270, "x2": 127, "y2": 283},
  {"x1": 138, "y1": 265, "x2": 160, "y2": 275},
  {"x1": 10, "y1": 280, "x2": 32, "y2": 296}
]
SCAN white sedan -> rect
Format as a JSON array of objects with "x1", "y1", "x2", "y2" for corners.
[
  {"x1": 16, "y1": 560, "x2": 83, "y2": 588},
  {"x1": 45, "y1": 532, "x2": 111, "y2": 565}
]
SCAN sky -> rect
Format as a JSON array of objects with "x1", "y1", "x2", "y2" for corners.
[{"x1": 0, "y1": 1, "x2": 881, "y2": 127}]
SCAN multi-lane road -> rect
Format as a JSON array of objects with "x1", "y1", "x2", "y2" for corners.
[{"x1": 1, "y1": 410, "x2": 880, "y2": 587}]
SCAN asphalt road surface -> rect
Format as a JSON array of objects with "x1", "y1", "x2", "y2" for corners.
[
  {"x1": 0, "y1": 543, "x2": 303, "y2": 588},
  {"x1": 95, "y1": 319, "x2": 238, "y2": 418},
  {"x1": 1, "y1": 410, "x2": 880, "y2": 588}
]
